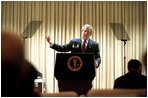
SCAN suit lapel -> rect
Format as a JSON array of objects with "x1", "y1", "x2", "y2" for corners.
[
  {"x1": 86, "y1": 39, "x2": 91, "y2": 52},
  {"x1": 79, "y1": 38, "x2": 92, "y2": 52},
  {"x1": 79, "y1": 38, "x2": 82, "y2": 52}
]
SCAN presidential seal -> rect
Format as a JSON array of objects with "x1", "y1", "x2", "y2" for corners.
[{"x1": 67, "y1": 56, "x2": 83, "y2": 71}]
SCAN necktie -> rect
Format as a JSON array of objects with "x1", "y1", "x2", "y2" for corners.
[{"x1": 82, "y1": 40, "x2": 86, "y2": 53}]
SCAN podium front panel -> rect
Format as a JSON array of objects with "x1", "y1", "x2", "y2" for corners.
[{"x1": 54, "y1": 53, "x2": 95, "y2": 80}]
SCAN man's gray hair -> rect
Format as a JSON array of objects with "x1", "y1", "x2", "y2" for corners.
[{"x1": 81, "y1": 24, "x2": 93, "y2": 32}]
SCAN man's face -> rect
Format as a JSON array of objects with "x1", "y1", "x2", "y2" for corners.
[{"x1": 81, "y1": 27, "x2": 92, "y2": 40}]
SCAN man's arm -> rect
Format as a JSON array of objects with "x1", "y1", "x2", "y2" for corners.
[
  {"x1": 46, "y1": 35, "x2": 72, "y2": 52},
  {"x1": 94, "y1": 43, "x2": 101, "y2": 68},
  {"x1": 50, "y1": 43, "x2": 72, "y2": 52}
]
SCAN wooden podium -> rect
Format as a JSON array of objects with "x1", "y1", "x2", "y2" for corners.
[{"x1": 54, "y1": 53, "x2": 96, "y2": 95}]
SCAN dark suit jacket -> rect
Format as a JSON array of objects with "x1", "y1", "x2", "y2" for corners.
[
  {"x1": 50, "y1": 38, "x2": 101, "y2": 66},
  {"x1": 114, "y1": 71, "x2": 147, "y2": 89}
]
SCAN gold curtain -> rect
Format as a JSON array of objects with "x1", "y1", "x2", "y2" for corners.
[{"x1": 1, "y1": 1, "x2": 147, "y2": 93}]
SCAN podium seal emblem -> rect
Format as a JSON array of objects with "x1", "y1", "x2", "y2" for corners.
[{"x1": 67, "y1": 56, "x2": 83, "y2": 71}]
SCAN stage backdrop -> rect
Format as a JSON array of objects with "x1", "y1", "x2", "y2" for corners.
[{"x1": 1, "y1": 1, "x2": 147, "y2": 93}]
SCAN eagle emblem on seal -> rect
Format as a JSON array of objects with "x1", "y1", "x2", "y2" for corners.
[{"x1": 67, "y1": 56, "x2": 83, "y2": 71}]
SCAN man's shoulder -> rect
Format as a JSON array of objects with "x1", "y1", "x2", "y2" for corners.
[
  {"x1": 89, "y1": 39, "x2": 98, "y2": 45},
  {"x1": 115, "y1": 74, "x2": 128, "y2": 81},
  {"x1": 140, "y1": 74, "x2": 147, "y2": 79},
  {"x1": 71, "y1": 38, "x2": 81, "y2": 42}
]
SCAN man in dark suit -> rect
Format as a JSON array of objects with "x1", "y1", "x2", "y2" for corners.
[
  {"x1": 46, "y1": 24, "x2": 101, "y2": 96},
  {"x1": 114, "y1": 59, "x2": 147, "y2": 89}
]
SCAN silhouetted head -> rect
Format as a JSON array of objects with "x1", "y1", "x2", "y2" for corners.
[
  {"x1": 1, "y1": 32, "x2": 40, "y2": 97},
  {"x1": 1, "y1": 32, "x2": 24, "y2": 66},
  {"x1": 128, "y1": 59, "x2": 142, "y2": 74}
]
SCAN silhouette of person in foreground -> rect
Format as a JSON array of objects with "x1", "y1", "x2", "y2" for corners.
[
  {"x1": 114, "y1": 59, "x2": 147, "y2": 89},
  {"x1": 1, "y1": 32, "x2": 41, "y2": 97}
]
